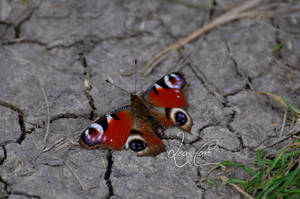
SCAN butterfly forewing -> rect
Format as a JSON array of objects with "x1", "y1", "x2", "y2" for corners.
[
  {"x1": 80, "y1": 109, "x2": 135, "y2": 150},
  {"x1": 144, "y1": 73, "x2": 187, "y2": 108}
]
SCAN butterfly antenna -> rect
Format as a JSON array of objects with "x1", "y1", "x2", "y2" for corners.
[
  {"x1": 134, "y1": 59, "x2": 137, "y2": 95},
  {"x1": 105, "y1": 79, "x2": 130, "y2": 95}
]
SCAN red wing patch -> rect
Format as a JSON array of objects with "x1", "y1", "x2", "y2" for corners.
[
  {"x1": 147, "y1": 87, "x2": 187, "y2": 108},
  {"x1": 103, "y1": 111, "x2": 135, "y2": 150},
  {"x1": 144, "y1": 73, "x2": 188, "y2": 108},
  {"x1": 79, "y1": 109, "x2": 135, "y2": 150}
]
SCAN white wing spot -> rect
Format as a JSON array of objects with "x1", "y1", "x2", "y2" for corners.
[
  {"x1": 89, "y1": 123, "x2": 104, "y2": 142},
  {"x1": 154, "y1": 83, "x2": 161, "y2": 89},
  {"x1": 106, "y1": 115, "x2": 113, "y2": 122}
]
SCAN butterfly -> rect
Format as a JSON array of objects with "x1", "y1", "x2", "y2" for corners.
[{"x1": 79, "y1": 72, "x2": 193, "y2": 156}]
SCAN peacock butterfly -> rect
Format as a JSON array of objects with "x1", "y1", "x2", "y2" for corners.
[{"x1": 79, "y1": 72, "x2": 193, "y2": 156}]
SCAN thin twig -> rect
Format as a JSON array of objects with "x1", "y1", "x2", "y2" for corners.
[
  {"x1": 40, "y1": 82, "x2": 50, "y2": 147},
  {"x1": 134, "y1": 59, "x2": 137, "y2": 94},
  {"x1": 105, "y1": 73, "x2": 114, "y2": 84},
  {"x1": 273, "y1": 56, "x2": 300, "y2": 73},
  {"x1": 205, "y1": 164, "x2": 219, "y2": 177},
  {"x1": 280, "y1": 109, "x2": 288, "y2": 137},
  {"x1": 142, "y1": 0, "x2": 270, "y2": 75},
  {"x1": 219, "y1": 176, "x2": 254, "y2": 199},
  {"x1": 101, "y1": 156, "x2": 107, "y2": 169},
  {"x1": 42, "y1": 137, "x2": 65, "y2": 152},
  {"x1": 262, "y1": 125, "x2": 300, "y2": 149},
  {"x1": 65, "y1": 162, "x2": 85, "y2": 190},
  {"x1": 293, "y1": 135, "x2": 300, "y2": 139},
  {"x1": 142, "y1": 50, "x2": 171, "y2": 76}
]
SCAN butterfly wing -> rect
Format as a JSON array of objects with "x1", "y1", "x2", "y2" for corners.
[
  {"x1": 79, "y1": 107, "x2": 135, "y2": 150},
  {"x1": 143, "y1": 72, "x2": 193, "y2": 133},
  {"x1": 125, "y1": 127, "x2": 166, "y2": 156},
  {"x1": 144, "y1": 72, "x2": 187, "y2": 108},
  {"x1": 79, "y1": 106, "x2": 166, "y2": 156}
]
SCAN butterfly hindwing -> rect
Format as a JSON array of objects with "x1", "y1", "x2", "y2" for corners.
[
  {"x1": 144, "y1": 72, "x2": 193, "y2": 133},
  {"x1": 126, "y1": 125, "x2": 166, "y2": 156},
  {"x1": 149, "y1": 106, "x2": 193, "y2": 133}
]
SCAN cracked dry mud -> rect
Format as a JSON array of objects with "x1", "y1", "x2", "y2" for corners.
[{"x1": 1, "y1": 0, "x2": 300, "y2": 199}]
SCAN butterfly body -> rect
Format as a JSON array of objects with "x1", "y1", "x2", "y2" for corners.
[{"x1": 79, "y1": 72, "x2": 193, "y2": 156}]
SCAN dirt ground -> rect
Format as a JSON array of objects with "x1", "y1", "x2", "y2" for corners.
[{"x1": 0, "y1": 0, "x2": 300, "y2": 198}]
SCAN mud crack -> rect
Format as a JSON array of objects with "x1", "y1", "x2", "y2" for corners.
[
  {"x1": 209, "y1": 0, "x2": 217, "y2": 20},
  {"x1": 0, "y1": 176, "x2": 41, "y2": 199},
  {"x1": 80, "y1": 56, "x2": 97, "y2": 120},
  {"x1": 1, "y1": 38, "x2": 48, "y2": 46},
  {"x1": 104, "y1": 150, "x2": 114, "y2": 199},
  {"x1": 195, "y1": 168, "x2": 206, "y2": 199},
  {"x1": 0, "y1": 99, "x2": 34, "y2": 144},
  {"x1": 14, "y1": 8, "x2": 36, "y2": 38},
  {"x1": 271, "y1": 19, "x2": 283, "y2": 59},
  {"x1": 224, "y1": 106, "x2": 246, "y2": 152},
  {"x1": 49, "y1": 113, "x2": 79, "y2": 123},
  {"x1": 0, "y1": 145, "x2": 7, "y2": 166}
]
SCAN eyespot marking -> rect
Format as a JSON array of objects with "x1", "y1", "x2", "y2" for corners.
[
  {"x1": 175, "y1": 111, "x2": 187, "y2": 126},
  {"x1": 164, "y1": 73, "x2": 185, "y2": 89},
  {"x1": 168, "y1": 108, "x2": 192, "y2": 133},
  {"x1": 81, "y1": 123, "x2": 104, "y2": 146},
  {"x1": 129, "y1": 140, "x2": 147, "y2": 152}
]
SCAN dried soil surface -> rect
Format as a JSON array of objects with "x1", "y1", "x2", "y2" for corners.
[{"x1": 0, "y1": 0, "x2": 300, "y2": 199}]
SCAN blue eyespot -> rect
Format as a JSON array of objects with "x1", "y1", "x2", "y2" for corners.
[
  {"x1": 129, "y1": 140, "x2": 147, "y2": 152},
  {"x1": 175, "y1": 112, "x2": 187, "y2": 126}
]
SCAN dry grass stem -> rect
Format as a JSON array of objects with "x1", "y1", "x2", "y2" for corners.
[
  {"x1": 280, "y1": 109, "x2": 288, "y2": 137},
  {"x1": 105, "y1": 73, "x2": 114, "y2": 84},
  {"x1": 142, "y1": 0, "x2": 295, "y2": 76},
  {"x1": 65, "y1": 162, "x2": 85, "y2": 190},
  {"x1": 248, "y1": 91, "x2": 288, "y2": 109},
  {"x1": 54, "y1": 139, "x2": 70, "y2": 152},
  {"x1": 101, "y1": 157, "x2": 107, "y2": 169},
  {"x1": 263, "y1": 124, "x2": 300, "y2": 149},
  {"x1": 42, "y1": 137, "x2": 65, "y2": 152},
  {"x1": 40, "y1": 82, "x2": 50, "y2": 148},
  {"x1": 219, "y1": 176, "x2": 254, "y2": 199}
]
